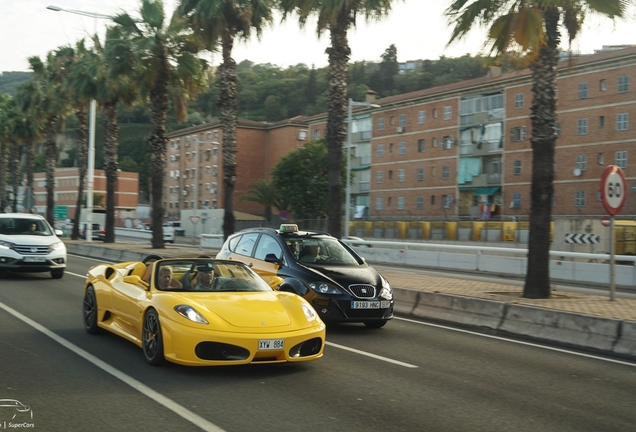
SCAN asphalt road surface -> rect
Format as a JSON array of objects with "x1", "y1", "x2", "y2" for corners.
[{"x1": 1, "y1": 255, "x2": 635, "y2": 431}]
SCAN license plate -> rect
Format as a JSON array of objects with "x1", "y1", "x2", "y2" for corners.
[
  {"x1": 351, "y1": 301, "x2": 391, "y2": 309},
  {"x1": 23, "y1": 256, "x2": 46, "y2": 263},
  {"x1": 258, "y1": 339, "x2": 284, "y2": 350}
]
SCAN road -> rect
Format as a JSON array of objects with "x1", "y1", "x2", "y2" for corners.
[{"x1": 1, "y1": 255, "x2": 635, "y2": 431}]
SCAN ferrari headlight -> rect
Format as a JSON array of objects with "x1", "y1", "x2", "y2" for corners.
[
  {"x1": 308, "y1": 282, "x2": 341, "y2": 295},
  {"x1": 174, "y1": 305, "x2": 209, "y2": 324},
  {"x1": 379, "y1": 277, "x2": 393, "y2": 300},
  {"x1": 50, "y1": 241, "x2": 65, "y2": 251},
  {"x1": 301, "y1": 303, "x2": 318, "y2": 322}
]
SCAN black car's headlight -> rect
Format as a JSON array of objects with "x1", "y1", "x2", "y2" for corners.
[
  {"x1": 379, "y1": 277, "x2": 393, "y2": 300},
  {"x1": 174, "y1": 305, "x2": 209, "y2": 324},
  {"x1": 308, "y1": 282, "x2": 342, "y2": 295}
]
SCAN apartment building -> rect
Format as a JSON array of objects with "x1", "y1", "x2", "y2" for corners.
[
  {"x1": 164, "y1": 117, "x2": 309, "y2": 219},
  {"x1": 306, "y1": 45, "x2": 636, "y2": 220},
  {"x1": 32, "y1": 168, "x2": 139, "y2": 223}
]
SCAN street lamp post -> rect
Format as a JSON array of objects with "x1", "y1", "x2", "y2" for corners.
[
  {"x1": 47, "y1": 5, "x2": 112, "y2": 242},
  {"x1": 345, "y1": 98, "x2": 380, "y2": 238}
]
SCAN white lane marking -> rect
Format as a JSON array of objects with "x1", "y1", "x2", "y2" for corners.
[
  {"x1": 68, "y1": 271, "x2": 87, "y2": 279},
  {"x1": 0, "y1": 301, "x2": 225, "y2": 432},
  {"x1": 325, "y1": 341, "x2": 418, "y2": 368},
  {"x1": 395, "y1": 316, "x2": 636, "y2": 368}
]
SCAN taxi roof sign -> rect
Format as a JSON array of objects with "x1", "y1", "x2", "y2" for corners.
[{"x1": 279, "y1": 224, "x2": 298, "y2": 233}]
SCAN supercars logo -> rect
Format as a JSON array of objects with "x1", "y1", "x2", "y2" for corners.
[{"x1": 0, "y1": 399, "x2": 33, "y2": 424}]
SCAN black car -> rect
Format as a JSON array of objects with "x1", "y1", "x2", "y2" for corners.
[
  {"x1": 216, "y1": 224, "x2": 393, "y2": 328},
  {"x1": 80, "y1": 223, "x2": 105, "y2": 241}
]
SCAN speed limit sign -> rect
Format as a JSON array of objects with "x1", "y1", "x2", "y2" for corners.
[{"x1": 600, "y1": 165, "x2": 627, "y2": 215}]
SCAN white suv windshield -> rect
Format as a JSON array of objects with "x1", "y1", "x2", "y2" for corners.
[{"x1": 0, "y1": 218, "x2": 53, "y2": 236}]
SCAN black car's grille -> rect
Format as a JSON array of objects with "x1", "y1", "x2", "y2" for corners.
[
  {"x1": 13, "y1": 245, "x2": 50, "y2": 255},
  {"x1": 348, "y1": 284, "x2": 376, "y2": 299}
]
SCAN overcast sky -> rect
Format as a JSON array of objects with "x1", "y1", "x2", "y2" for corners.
[{"x1": 2, "y1": 0, "x2": 635, "y2": 73}]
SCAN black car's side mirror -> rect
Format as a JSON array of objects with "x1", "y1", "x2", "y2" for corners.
[{"x1": 264, "y1": 253, "x2": 281, "y2": 264}]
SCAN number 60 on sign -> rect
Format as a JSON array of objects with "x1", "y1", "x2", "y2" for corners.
[{"x1": 600, "y1": 165, "x2": 626, "y2": 215}]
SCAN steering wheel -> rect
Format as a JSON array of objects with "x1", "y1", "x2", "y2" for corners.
[{"x1": 142, "y1": 254, "x2": 164, "y2": 264}]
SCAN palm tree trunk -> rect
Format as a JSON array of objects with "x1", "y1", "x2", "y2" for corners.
[
  {"x1": 523, "y1": 7, "x2": 560, "y2": 299},
  {"x1": 10, "y1": 142, "x2": 20, "y2": 212},
  {"x1": 72, "y1": 109, "x2": 88, "y2": 240},
  {"x1": 326, "y1": 11, "x2": 351, "y2": 239},
  {"x1": 148, "y1": 51, "x2": 169, "y2": 249},
  {"x1": 104, "y1": 101, "x2": 120, "y2": 243},
  {"x1": 218, "y1": 34, "x2": 238, "y2": 240},
  {"x1": 44, "y1": 115, "x2": 58, "y2": 225},
  {"x1": 0, "y1": 141, "x2": 7, "y2": 212}
]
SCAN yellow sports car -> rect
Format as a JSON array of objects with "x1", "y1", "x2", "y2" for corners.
[{"x1": 82, "y1": 255, "x2": 325, "y2": 366}]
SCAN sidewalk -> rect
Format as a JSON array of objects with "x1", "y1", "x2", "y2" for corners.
[{"x1": 64, "y1": 239, "x2": 636, "y2": 360}]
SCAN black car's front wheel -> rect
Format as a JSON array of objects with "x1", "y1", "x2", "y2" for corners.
[
  {"x1": 364, "y1": 320, "x2": 388, "y2": 329},
  {"x1": 83, "y1": 286, "x2": 100, "y2": 334},
  {"x1": 142, "y1": 309, "x2": 165, "y2": 366}
]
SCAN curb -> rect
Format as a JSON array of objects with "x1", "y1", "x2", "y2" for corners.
[{"x1": 393, "y1": 287, "x2": 636, "y2": 361}]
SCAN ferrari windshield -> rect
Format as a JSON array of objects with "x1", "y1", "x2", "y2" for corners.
[
  {"x1": 0, "y1": 218, "x2": 53, "y2": 236},
  {"x1": 153, "y1": 259, "x2": 273, "y2": 292}
]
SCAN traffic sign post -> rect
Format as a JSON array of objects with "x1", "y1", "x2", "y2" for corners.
[{"x1": 599, "y1": 165, "x2": 627, "y2": 302}]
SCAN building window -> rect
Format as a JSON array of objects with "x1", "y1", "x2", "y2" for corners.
[
  {"x1": 377, "y1": 144, "x2": 384, "y2": 157},
  {"x1": 398, "y1": 169, "x2": 405, "y2": 182},
  {"x1": 575, "y1": 191, "x2": 586, "y2": 207},
  {"x1": 416, "y1": 196, "x2": 424, "y2": 210},
  {"x1": 398, "y1": 141, "x2": 406, "y2": 155},
  {"x1": 397, "y1": 197, "x2": 405, "y2": 210},
  {"x1": 442, "y1": 136, "x2": 454, "y2": 150},
  {"x1": 442, "y1": 166, "x2": 450, "y2": 179},
  {"x1": 443, "y1": 195, "x2": 453, "y2": 208},
  {"x1": 433, "y1": 108, "x2": 438, "y2": 118},
  {"x1": 510, "y1": 126, "x2": 527, "y2": 142},
  {"x1": 388, "y1": 170, "x2": 393, "y2": 180},
  {"x1": 431, "y1": 195, "x2": 436, "y2": 205},
  {"x1": 599, "y1": 116, "x2": 605, "y2": 128},
  {"x1": 399, "y1": 114, "x2": 406, "y2": 127},
  {"x1": 511, "y1": 192, "x2": 521, "y2": 209},
  {"x1": 376, "y1": 171, "x2": 384, "y2": 183},
  {"x1": 417, "y1": 167, "x2": 424, "y2": 181},
  {"x1": 418, "y1": 139, "x2": 425, "y2": 152},
  {"x1": 513, "y1": 160, "x2": 522, "y2": 175},
  {"x1": 578, "y1": 82, "x2": 589, "y2": 99},
  {"x1": 598, "y1": 153, "x2": 604, "y2": 165},
  {"x1": 443, "y1": 106, "x2": 452, "y2": 120},
  {"x1": 432, "y1": 137, "x2": 437, "y2": 148},
  {"x1": 375, "y1": 197, "x2": 383, "y2": 210},
  {"x1": 618, "y1": 75, "x2": 629, "y2": 93},
  {"x1": 418, "y1": 110, "x2": 426, "y2": 124},
  {"x1": 617, "y1": 113, "x2": 628, "y2": 131},
  {"x1": 378, "y1": 118, "x2": 385, "y2": 131},
  {"x1": 515, "y1": 93, "x2": 524, "y2": 109},
  {"x1": 600, "y1": 79, "x2": 607, "y2": 91},
  {"x1": 389, "y1": 143, "x2": 394, "y2": 153},
  {"x1": 311, "y1": 129, "x2": 320, "y2": 140},
  {"x1": 576, "y1": 154, "x2": 587, "y2": 171},
  {"x1": 577, "y1": 118, "x2": 588, "y2": 135},
  {"x1": 555, "y1": 121, "x2": 561, "y2": 137},
  {"x1": 616, "y1": 151, "x2": 627, "y2": 168},
  {"x1": 388, "y1": 197, "x2": 392, "y2": 207}
]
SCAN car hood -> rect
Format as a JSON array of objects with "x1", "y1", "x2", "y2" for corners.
[
  {"x1": 0, "y1": 234, "x2": 61, "y2": 246},
  {"x1": 176, "y1": 291, "x2": 293, "y2": 328},
  {"x1": 299, "y1": 263, "x2": 381, "y2": 287}
]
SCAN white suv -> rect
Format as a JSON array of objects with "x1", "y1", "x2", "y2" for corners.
[{"x1": 0, "y1": 214, "x2": 67, "y2": 279}]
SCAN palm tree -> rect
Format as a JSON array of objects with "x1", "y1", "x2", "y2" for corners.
[
  {"x1": 179, "y1": 0, "x2": 276, "y2": 240},
  {"x1": 240, "y1": 179, "x2": 280, "y2": 221},
  {"x1": 445, "y1": 0, "x2": 629, "y2": 299},
  {"x1": 109, "y1": 0, "x2": 209, "y2": 248},
  {"x1": 0, "y1": 94, "x2": 12, "y2": 212},
  {"x1": 278, "y1": 0, "x2": 397, "y2": 239},
  {"x1": 27, "y1": 52, "x2": 72, "y2": 225}
]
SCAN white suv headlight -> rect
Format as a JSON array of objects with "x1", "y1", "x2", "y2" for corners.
[{"x1": 50, "y1": 241, "x2": 66, "y2": 251}]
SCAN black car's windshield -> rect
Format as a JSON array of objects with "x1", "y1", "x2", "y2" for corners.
[
  {"x1": 287, "y1": 237, "x2": 360, "y2": 265},
  {"x1": 152, "y1": 259, "x2": 273, "y2": 292}
]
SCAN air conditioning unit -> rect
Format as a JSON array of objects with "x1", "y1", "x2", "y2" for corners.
[
  {"x1": 174, "y1": 174, "x2": 179, "y2": 179},
  {"x1": 182, "y1": 190, "x2": 188, "y2": 196},
  {"x1": 210, "y1": 189, "x2": 216, "y2": 194},
  {"x1": 396, "y1": 126, "x2": 404, "y2": 133}
]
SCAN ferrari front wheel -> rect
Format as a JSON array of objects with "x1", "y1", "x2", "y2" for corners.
[
  {"x1": 142, "y1": 309, "x2": 165, "y2": 366},
  {"x1": 83, "y1": 286, "x2": 100, "y2": 334}
]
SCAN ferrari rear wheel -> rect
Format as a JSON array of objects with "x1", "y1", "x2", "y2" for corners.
[
  {"x1": 83, "y1": 286, "x2": 100, "y2": 334},
  {"x1": 142, "y1": 309, "x2": 165, "y2": 366}
]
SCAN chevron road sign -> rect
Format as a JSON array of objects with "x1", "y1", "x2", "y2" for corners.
[{"x1": 565, "y1": 233, "x2": 600, "y2": 244}]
